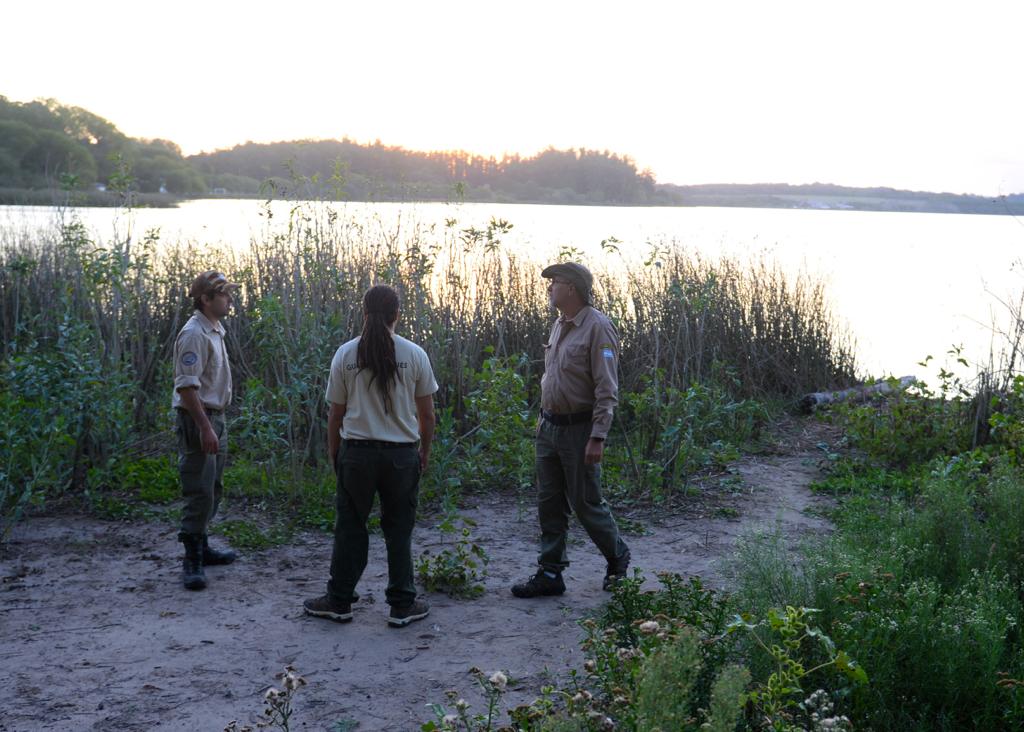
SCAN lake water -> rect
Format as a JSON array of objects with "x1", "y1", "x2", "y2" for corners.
[{"x1": 3, "y1": 199, "x2": 1023, "y2": 384}]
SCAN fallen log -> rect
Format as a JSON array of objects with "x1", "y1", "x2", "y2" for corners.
[{"x1": 799, "y1": 375, "x2": 917, "y2": 414}]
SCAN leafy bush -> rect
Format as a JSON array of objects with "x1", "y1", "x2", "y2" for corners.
[
  {"x1": 462, "y1": 351, "x2": 535, "y2": 492},
  {"x1": 727, "y1": 606, "x2": 864, "y2": 731},
  {"x1": 828, "y1": 362, "x2": 975, "y2": 469},
  {"x1": 0, "y1": 390, "x2": 74, "y2": 538},
  {"x1": 417, "y1": 516, "x2": 490, "y2": 598},
  {"x1": 735, "y1": 463, "x2": 1024, "y2": 730},
  {"x1": 119, "y1": 455, "x2": 179, "y2": 503},
  {"x1": 607, "y1": 371, "x2": 767, "y2": 500}
]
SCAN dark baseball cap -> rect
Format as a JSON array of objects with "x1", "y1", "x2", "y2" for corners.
[
  {"x1": 189, "y1": 270, "x2": 240, "y2": 299},
  {"x1": 541, "y1": 262, "x2": 593, "y2": 303}
]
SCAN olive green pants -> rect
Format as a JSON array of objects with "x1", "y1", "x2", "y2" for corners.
[
  {"x1": 177, "y1": 409, "x2": 227, "y2": 537},
  {"x1": 535, "y1": 419, "x2": 629, "y2": 572},
  {"x1": 327, "y1": 443, "x2": 421, "y2": 608}
]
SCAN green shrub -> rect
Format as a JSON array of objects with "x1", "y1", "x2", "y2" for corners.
[
  {"x1": 0, "y1": 390, "x2": 74, "y2": 538},
  {"x1": 829, "y1": 365, "x2": 974, "y2": 469},
  {"x1": 119, "y1": 455, "x2": 179, "y2": 503},
  {"x1": 213, "y1": 519, "x2": 289, "y2": 551},
  {"x1": 727, "y1": 606, "x2": 865, "y2": 731},
  {"x1": 607, "y1": 371, "x2": 768, "y2": 500},
  {"x1": 417, "y1": 516, "x2": 490, "y2": 598},
  {"x1": 462, "y1": 351, "x2": 534, "y2": 491},
  {"x1": 633, "y1": 628, "x2": 703, "y2": 730},
  {"x1": 735, "y1": 467, "x2": 1024, "y2": 730}
]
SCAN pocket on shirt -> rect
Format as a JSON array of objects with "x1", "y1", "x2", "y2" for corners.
[{"x1": 566, "y1": 343, "x2": 590, "y2": 370}]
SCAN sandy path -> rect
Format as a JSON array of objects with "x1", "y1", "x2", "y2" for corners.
[{"x1": 1, "y1": 422, "x2": 834, "y2": 732}]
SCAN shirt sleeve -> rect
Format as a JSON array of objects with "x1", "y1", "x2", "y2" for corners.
[
  {"x1": 173, "y1": 331, "x2": 206, "y2": 392},
  {"x1": 589, "y1": 318, "x2": 620, "y2": 439},
  {"x1": 325, "y1": 349, "x2": 348, "y2": 405},
  {"x1": 415, "y1": 347, "x2": 439, "y2": 398}
]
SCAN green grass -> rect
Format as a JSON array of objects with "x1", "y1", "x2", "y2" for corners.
[{"x1": 212, "y1": 519, "x2": 291, "y2": 551}]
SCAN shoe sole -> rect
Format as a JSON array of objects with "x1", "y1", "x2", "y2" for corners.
[
  {"x1": 304, "y1": 607, "x2": 354, "y2": 623},
  {"x1": 388, "y1": 609, "x2": 429, "y2": 627}
]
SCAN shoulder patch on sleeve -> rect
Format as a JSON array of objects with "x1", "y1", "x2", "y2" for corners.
[
  {"x1": 181, "y1": 351, "x2": 198, "y2": 366},
  {"x1": 602, "y1": 347, "x2": 615, "y2": 359}
]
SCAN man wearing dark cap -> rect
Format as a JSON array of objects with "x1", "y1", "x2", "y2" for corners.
[
  {"x1": 512, "y1": 262, "x2": 630, "y2": 598},
  {"x1": 171, "y1": 271, "x2": 241, "y2": 590}
]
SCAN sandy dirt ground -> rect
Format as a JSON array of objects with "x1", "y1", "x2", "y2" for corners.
[{"x1": 1, "y1": 418, "x2": 837, "y2": 731}]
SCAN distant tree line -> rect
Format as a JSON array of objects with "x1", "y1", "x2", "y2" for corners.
[
  {"x1": 0, "y1": 96, "x2": 205, "y2": 194},
  {"x1": 2, "y1": 95, "x2": 1021, "y2": 212},
  {"x1": 192, "y1": 140, "x2": 669, "y2": 204},
  {"x1": 0, "y1": 96, "x2": 670, "y2": 204},
  {"x1": 661, "y1": 182, "x2": 1024, "y2": 215}
]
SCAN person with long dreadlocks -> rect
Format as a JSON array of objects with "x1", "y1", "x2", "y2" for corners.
[{"x1": 304, "y1": 285, "x2": 437, "y2": 627}]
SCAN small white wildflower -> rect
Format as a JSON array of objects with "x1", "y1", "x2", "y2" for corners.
[
  {"x1": 455, "y1": 698, "x2": 469, "y2": 710},
  {"x1": 489, "y1": 671, "x2": 508, "y2": 691},
  {"x1": 572, "y1": 693, "x2": 586, "y2": 705},
  {"x1": 639, "y1": 620, "x2": 659, "y2": 635},
  {"x1": 583, "y1": 659, "x2": 596, "y2": 673},
  {"x1": 443, "y1": 713, "x2": 458, "y2": 724},
  {"x1": 264, "y1": 687, "x2": 282, "y2": 701}
]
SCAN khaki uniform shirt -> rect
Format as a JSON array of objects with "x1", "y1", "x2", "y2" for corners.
[
  {"x1": 172, "y1": 311, "x2": 232, "y2": 412},
  {"x1": 326, "y1": 334, "x2": 439, "y2": 443},
  {"x1": 540, "y1": 306, "x2": 620, "y2": 439}
]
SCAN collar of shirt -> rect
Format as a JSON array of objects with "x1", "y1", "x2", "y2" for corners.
[
  {"x1": 558, "y1": 305, "x2": 593, "y2": 327},
  {"x1": 194, "y1": 311, "x2": 225, "y2": 335}
]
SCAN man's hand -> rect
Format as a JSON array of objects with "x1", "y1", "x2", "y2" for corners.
[
  {"x1": 415, "y1": 393, "x2": 435, "y2": 474},
  {"x1": 200, "y1": 424, "x2": 220, "y2": 454},
  {"x1": 584, "y1": 438, "x2": 605, "y2": 465},
  {"x1": 326, "y1": 402, "x2": 346, "y2": 475}
]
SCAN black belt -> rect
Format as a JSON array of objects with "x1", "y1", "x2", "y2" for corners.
[
  {"x1": 542, "y1": 409, "x2": 593, "y2": 426},
  {"x1": 344, "y1": 439, "x2": 418, "y2": 449}
]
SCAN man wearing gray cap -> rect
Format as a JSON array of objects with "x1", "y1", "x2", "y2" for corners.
[
  {"x1": 172, "y1": 270, "x2": 241, "y2": 590},
  {"x1": 512, "y1": 262, "x2": 630, "y2": 598}
]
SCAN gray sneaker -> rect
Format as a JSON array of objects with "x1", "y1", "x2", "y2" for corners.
[{"x1": 388, "y1": 599, "x2": 430, "y2": 627}]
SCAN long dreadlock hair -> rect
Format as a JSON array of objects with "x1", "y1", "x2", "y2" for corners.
[{"x1": 357, "y1": 285, "x2": 400, "y2": 413}]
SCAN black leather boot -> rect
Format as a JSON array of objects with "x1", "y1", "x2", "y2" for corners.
[
  {"x1": 202, "y1": 535, "x2": 237, "y2": 565},
  {"x1": 179, "y1": 532, "x2": 206, "y2": 590}
]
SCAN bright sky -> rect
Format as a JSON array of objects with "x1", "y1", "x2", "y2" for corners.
[{"x1": 4, "y1": 0, "x2": 1022, "y2": 195}]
